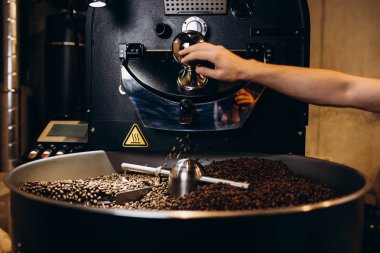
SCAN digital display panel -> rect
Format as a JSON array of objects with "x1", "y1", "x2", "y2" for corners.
[
  {"x1": 38, "y1": 121, "x2": 88, "y2": 143},
  {"x1": 47, "y1": 124, "x2": 88, "y2": 138}
]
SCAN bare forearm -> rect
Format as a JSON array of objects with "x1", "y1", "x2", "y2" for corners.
[
  {"x1": 180, "y1": 43, "x2": 380, "y2": 113},
  {"x1": 241, "y1": 60, "x2": 350, "y2": 105},
  {"x1": 241, "y1": 60, "x2": 380, "y2": 111}
]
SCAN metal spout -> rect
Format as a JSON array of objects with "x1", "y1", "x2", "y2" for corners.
[{"x1": 178, "y1": 99, "x2": 195, "y2": 125}]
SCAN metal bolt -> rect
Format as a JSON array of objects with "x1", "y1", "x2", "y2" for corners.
[{"x1": 90, "y1": 127, "x2": 96, "y2": 133}]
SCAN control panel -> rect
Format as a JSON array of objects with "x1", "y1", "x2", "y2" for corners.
[{"x1": 18, "y1": 121, "x2": 88, "y2": 165}]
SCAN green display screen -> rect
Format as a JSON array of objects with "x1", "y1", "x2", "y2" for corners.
[{"x1": 47, "y1": 124, "x2": 88, "y2": 138}]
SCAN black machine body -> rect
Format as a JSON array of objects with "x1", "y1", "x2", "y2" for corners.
[{"x1": 86, "y1": 0, "x2": 310, "y2": 155}]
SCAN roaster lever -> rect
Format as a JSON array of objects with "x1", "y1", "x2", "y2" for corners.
[{"x1": 172, "y1": 31, "x2": 208, "y2": 91}]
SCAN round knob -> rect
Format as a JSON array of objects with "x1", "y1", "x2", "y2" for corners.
[
  {"x1": 182, "y1": 16, "x2": 208, "y2": 36},
  {"x1": 172, "y1": 31, "x2": 205, "y2": 65},
  {"x1": 172, "y1": 31, "x2": 208, "y2": 91},
  {"x1": 155, "y1": 23, "x2": 172, "y2": 39}
]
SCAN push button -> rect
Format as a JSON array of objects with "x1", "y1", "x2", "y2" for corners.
[
  {"x1": 28, "y1": 150, "x2": 39, "y2": 159},
  {"x1": 41, "y1": 149, "x2": 52, "y2": 159},
  {"x1": 55, "y1": 150, "x2": 65, "y2": 156}
]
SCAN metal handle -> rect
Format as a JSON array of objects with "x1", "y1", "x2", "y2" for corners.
[{"x1": 200, "y1": 176, "x2": 250, "y2": 189}]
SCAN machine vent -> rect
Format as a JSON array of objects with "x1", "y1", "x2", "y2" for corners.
[{"x1": 164, "y1": 0, "x2": 228, "y2": 15}]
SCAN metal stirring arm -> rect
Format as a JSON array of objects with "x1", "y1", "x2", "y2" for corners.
[
  {"x1": 200, "y1": 176, "x2": 249, "y2": 189},
  {"x1": 121, "y1": 162, "x2": 249, "y2": 189},
  {"x1": 121, "y1": 163, "x2": 170, "y2": 177}
]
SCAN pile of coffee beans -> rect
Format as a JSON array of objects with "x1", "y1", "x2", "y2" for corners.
[
  {"x1": 20, "y1": 158, "x2": 341, "y2": 211},
  {"x1": 177, "y1": 158, "x2": 341, "y2": 210},
  {"x1": 20, "y1": 173, "x2": 159, "y2": 207}
]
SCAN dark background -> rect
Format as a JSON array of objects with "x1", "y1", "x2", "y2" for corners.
[{"x1": 14, "y1": 0, "x2": 88, "y2": 152}]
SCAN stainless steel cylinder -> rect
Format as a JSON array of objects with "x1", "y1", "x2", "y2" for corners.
[{"x1": 1, "y1": 0, "x2": 20, "y2": 171}]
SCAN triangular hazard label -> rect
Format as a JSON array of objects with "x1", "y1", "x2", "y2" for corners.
[{"x1": 122, "y1": 124, "x2": 148, "y2": 147}]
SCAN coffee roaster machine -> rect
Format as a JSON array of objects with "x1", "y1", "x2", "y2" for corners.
[
  {"x1": 19, "y1": 0, "x2": 309, "y2": 163},
  {"x1": 87, "y1": 0, "x2": 309, "y2": 155},
  {"x1": 6, "y1": 1, "x2": 376, "y2": 253}
]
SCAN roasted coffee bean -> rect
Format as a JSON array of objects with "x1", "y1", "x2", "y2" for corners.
[{"x1": 20, "y1": 158, "x2": 341, "y2": 210}]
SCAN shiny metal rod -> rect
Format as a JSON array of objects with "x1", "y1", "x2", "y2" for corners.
[
  {"x1": 121, "y1": 162, "x2": 250, "y2": 189},
  {"x1": 198, "y1": 176, "x2": 250, "y2": 189},
  {"x1": 121, "y1": 162, "x2": 170, "y2": 177},
  {"x1": 1, "y1": 0, "x2": 20, "y2": 171}
]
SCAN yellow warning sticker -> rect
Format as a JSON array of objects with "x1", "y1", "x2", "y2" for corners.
[{"x1": 122, "y1": 124, "x2": 148, "y2": 148}]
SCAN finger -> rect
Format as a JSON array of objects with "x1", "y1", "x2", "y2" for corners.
[
  {"x1": 179, "y1": 44, "x2": 203, "y2": 55},
  {"x1": 235, "y1": 96, "x2": 249, "y2": 101},
  {"x1": 195, "y1": 66, "x2": 219, "y2": 79},
  {"x1": 235, "y1": 94, "x2": 251, "y2": 100},
  {"x1": 235, "y1": 98, "x2": 254, "y2": 105},
  {"x1": 235, "y1": 96, "x2": 254, "y2": 104},
  {"x1": 180, "y1": 51, "x2": 215, "y2": 64},
  {"x1": 179, "y1": 42, "x2": 215, "y2": 55},
  {"x1": 236, "y1": 89, "x2": 250, "y2": 95}
]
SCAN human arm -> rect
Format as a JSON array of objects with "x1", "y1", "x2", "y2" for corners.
[{"x1": 179, "y1": 42, "x2": 380, "y2": 113}]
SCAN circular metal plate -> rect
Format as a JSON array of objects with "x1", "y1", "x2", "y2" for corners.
[{"x1": 182, "y1": 16, "x2": 208, "y2": 36}]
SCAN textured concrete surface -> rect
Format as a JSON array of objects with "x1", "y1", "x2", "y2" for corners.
[{"x1": 306, "y1": 0, "x2": 380, "y2": 182}]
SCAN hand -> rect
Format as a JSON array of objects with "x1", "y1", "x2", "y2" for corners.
[
  {"x1": 235, "y1": 89, "x2": 255, "y2": 106},
  {"x1": 179, "y1": 42, "x2": 250, "y2": 82}
]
